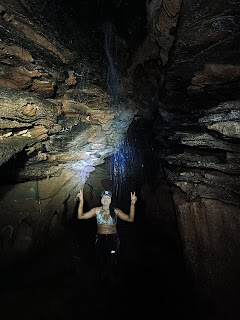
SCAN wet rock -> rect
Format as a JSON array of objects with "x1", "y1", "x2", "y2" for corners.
[
  {"x1": 30, "y1": 78, "x2": 55, "y2": 97},
  {"x1": 129, "y1": 0, "x2": 182, "y2": 75},
  {"x1": 176, "y1": 132, "x2": 240, "y2": 152},
  {"x1": 38, "y1": 170, "x2": 75, "y2": 200},
  {"x1": 189, "y1": 64, "x2": 240, "y2": 90},
  {"x1": 13, "y1": 221, "x2": 33, "y2": 256},
  {"x1": 150, "y1": 1, "x2": 240, "y2": 302},
  {"x1": 167, "y1": 168, "x2": 240, "y2": 205},
  {"x1": 127, "y1": 36, "x2": 161, "y2": 76},
  {"x1": 1, "y1": 8, "x2": 72, "y2": 63},
  {"x1": 199, "y1": 101, "x2": 240, "y2": 139},
  {"x1": 0, "y1": 65, "x2": 56, "y2": 97},
  {"x1": 207, "y1": 121, "x2": 240, "y2": 139},
  {"x1": 0, "y1": 87, "x2": 61, "y2": 165},
  {"x1": 154, "y1": 0, "x2": 182, "y2": 65},
  {"x1": 49, "y1": 212, "x2": 64, "y2": 241},
  {"x1": 0, "y1": 169, "x2": 79, "y2": 258},
  {"x1": 163, "y1": 0, "x2": 240, "y2": 103},
  {"x1": 0, "y1": 43, "x2": 34, "y2": 62},
  {"x1": 173, "y1": 190, "x2": 240, "y2": 300},
  {"x1": 65, "y1": 72, "x2": 77, "y2": 87},
  {"x1": 0, "y1": 0, "x2": 137, "y2": 264}
]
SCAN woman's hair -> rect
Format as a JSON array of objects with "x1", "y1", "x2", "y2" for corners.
[{"x1": 109, "y1": 203, "x2": 117, "y2": 224}]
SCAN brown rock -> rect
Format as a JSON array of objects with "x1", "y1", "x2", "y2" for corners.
[
  {"x1": 30, "y1": 78, "x2": 55, "y2": 97},
  {"x1": 0, "y1": 66, "x2": 40, "y2": 90},
  {"x1": 173, "y1": 191, "x2": 240, "y2": 299},
  {"x1": 36, "y1": 151, "x2": 48, "y2": 161},
  {"x1": 38, "y1": 169, "x2": 75, "y2": 200},
  {"x1": 29, "y1": 126, "x2": 49, "y2": 140},
  {"x1": 0, "y1": 44, "x2": 34, "y2": 62},
  {"x1": 127, "y1": 36, "x2": 160, "y2": 75},
  {"x1": 155, "y1": 0, "x2": 182, "y2": 64},
  {"x1": 207, "y1": 121, "x2": 240, "y2": 139},
  {"x1": 58, "y1": 98, "x2": 88, "y2": 114},
  {"x1": 15, "y1": 66, "x2": 41, "y2": 78},
  {"x1": 0, "y1": 4, "x2": 6, "y2": 13},
  {"x1": 9, "y1": 18, "x2": 72, "y2": 63},
  {"x1": 190, "y1": 64, "x2": 240, "y2": 89},
  {"x1": 0, "y1": 87, "x2": 61, "y2": 124},
  {"x1": 65, "y1": 73, "x2": 77, "y2": 87},
  {"x1": 21, "y1": 103, "x2": 37, "y2": 117}
]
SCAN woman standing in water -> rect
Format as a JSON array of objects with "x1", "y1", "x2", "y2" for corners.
[{"x1": 77, "y1": 189, "x2": 137, "y2": 280}]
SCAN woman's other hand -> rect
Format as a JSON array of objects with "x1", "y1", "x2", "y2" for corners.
[{"x1": 131, "y1": 191, "x2": 137, "y2": 204}]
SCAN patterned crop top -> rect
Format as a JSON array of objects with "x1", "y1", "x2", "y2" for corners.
[{"x1": 96, "y1": 208, "x2": 117, "y2": 225}]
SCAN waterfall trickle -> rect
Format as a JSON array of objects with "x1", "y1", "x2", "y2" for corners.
[
  {"x1": 102, "y1": 23, "x2": 143, "y2": 209},
  {"x1": 110, "y1": 134, "x2": 146, "y2": 212},
  {"x1": 102, "y1": 21, "x2": 119, "y2": 104}
]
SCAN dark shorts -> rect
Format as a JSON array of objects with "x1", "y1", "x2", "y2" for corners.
[{"x1": 95, "y1": 233, "x2": 120, "y2": 266}]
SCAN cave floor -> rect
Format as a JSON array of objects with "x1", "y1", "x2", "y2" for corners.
[{"x1": 0, "y1": 222, "x2": 223, "y2": 320}]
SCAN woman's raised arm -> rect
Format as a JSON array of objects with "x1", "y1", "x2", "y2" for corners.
[
  {"x1": 115, "y1": 191, "x2": 137, "y2": 222},
  {"x1": 77, "y1": 188, "x2": 97, "y2": 219}
]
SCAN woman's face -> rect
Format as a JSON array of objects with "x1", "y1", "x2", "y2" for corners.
[{"x1": 101, "y1": 195, "x2": 112, "y2": 206}]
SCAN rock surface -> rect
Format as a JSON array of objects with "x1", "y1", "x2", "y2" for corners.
[
  {"x1": 0, "y1": 0, "x2": 137, "y2": 263},
  {"x1": 114, "y1": 0, "x2": 240, "y2": 309},
  {"x1": 146, "y1": 0, "x2": 240, "y2": 306}
]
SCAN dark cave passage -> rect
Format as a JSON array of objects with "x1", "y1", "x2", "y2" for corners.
[
  {"x1": 0, "y1": 122, "x2": 195, "y2": 319},
  {"x1": 72, "y1": 216, "x2": 194, "y2": 319},
  {"x1": 0, "y1": 213, "x2": 196, "y2": 320}
]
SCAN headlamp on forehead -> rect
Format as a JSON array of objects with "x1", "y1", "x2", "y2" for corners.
[{"x1": 101, "y1": 190, "x2": 112, "y2": 197}]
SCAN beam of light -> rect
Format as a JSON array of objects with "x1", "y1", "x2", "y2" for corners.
[{"x1": 69, "y1": 159, "x2": 95, "y2": 185}]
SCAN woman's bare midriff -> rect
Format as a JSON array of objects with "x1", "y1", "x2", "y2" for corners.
[{"x1": 97, "y1": 224, "x2": 117, "y2": 234}]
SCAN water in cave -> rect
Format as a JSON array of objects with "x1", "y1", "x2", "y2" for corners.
[
  {"x1": 69, "y1": 126, "x2": 196, "y2": 319},
  {"x1": 102, "y1": 21, "x2": 119, "y2": 104},
  {"x1": 110, "y1": 135, "x2": 143, "y2": 204},
  {"x1": 0, "y1": 125, "x2": 196, "y2": 320}
]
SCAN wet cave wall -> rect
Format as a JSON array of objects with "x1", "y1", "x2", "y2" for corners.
[
  {"x1": 0, "y1": 0, "x2": 239, "y2": 312},
  {"x1": 129, "y1": 0, "x2": 240, "y2": 306},
  {"x1": 0, "y1": 0, "x2": 138, "y2": 266}
]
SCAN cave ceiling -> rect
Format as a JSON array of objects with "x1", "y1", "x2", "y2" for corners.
[
  {"x1": 0, "y1": 0, "x2": 139, "y2": 184},
  {"x1": 0, "y1": 0, "x2": 239, "y2": 211}
]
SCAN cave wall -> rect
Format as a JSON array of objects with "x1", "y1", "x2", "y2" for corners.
[
  {"x1": 173, "y1": 190, "x2": 240, "y2": 298},
  {"x1": 128, "y1": 0, "x2": 240, "y2": 305},
  {"x1": 164, "y1": 1, "x2": 240, "y2": 303},
  {"x1": 0, "y1": 170, "x2": 78, "y2": 264},
  {"x1": 0, "y1": 0, "x2": 137, "y2": 264}
]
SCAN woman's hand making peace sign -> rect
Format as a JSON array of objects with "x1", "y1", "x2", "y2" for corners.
[{"x1": 130, "y1": 191, "x2": 137, "y2": 205}]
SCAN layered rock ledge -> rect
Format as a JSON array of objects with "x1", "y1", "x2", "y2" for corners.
[{"x1": 0, "y1": 0, "x2": 136, "y2": 262}]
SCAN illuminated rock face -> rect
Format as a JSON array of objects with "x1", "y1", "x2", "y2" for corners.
[{"x1": 0, "y1": 0, "x2": 137, "y2": 262}]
